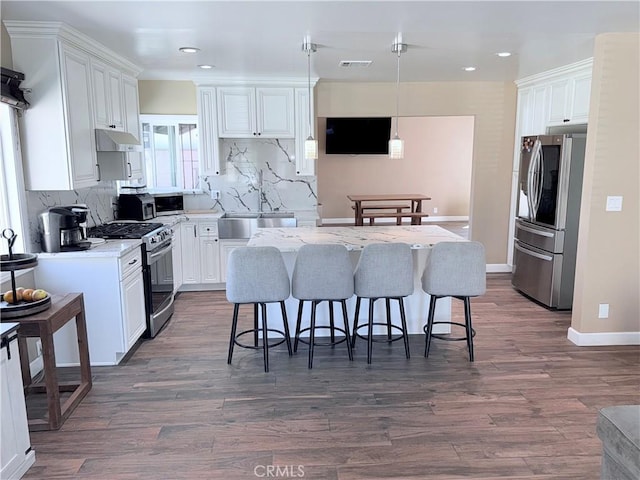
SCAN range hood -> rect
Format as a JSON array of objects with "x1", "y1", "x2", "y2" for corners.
[{"x1": 95, "y1": 129, "x2": 142, "y2": 152}]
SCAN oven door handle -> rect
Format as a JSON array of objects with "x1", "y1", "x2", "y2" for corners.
[
  {"x1": 151, "y1": 296, "x2": 175, "y2": 322},
  {"x1": 147, "y1": 243, "x2": 173, "y2": 263}
]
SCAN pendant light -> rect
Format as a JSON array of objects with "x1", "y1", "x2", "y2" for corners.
[
  {"x1": 389, "y1": 35, "x2": 407, "y2": 159},
  {"x1": 302, "y1": 37, "x2": 317, "y2": 160}
]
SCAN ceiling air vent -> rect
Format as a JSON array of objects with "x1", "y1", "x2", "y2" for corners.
[{"x1": 339, "y1": 60, "x2": 372, "y2": 68}]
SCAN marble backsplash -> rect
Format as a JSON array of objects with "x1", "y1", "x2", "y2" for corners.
[
  {"x1": 188, "y1": 138, "x2": 317, "y2": 213},
  {"x1": 25, "y1": 138, "x2": 317, "y2": 252},
  {"x1": 26, "y1": 183, "x2": 118, "y2": 252}
]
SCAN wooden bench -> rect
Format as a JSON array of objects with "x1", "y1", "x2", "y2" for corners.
[
  {"x1": 352, "y1": 204, "x2": 410, "y2": 225},
  {"x1": 361, "y1": 211, "x2": 429, "y2": 226}
]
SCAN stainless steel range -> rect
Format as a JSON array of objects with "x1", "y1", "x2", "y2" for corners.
[{"x1": 89, "y1": 222, "x2": 174, "y2": 337}]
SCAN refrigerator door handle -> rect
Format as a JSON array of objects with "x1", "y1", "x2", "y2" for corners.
[
  {"x1": 534, "y1": 148, "x2": 544, "y2": 216},
  {"x1": 530, "y1": 140, "x2": 543, "y2": 217},
  {"x1": 517, "y1": 222, "x2": 555, "y2": 238},
  {"x1": 514, "y1": 242, "x2": 553, "y2": 262},
  {"x1": 526, "y1": 139, "x2": 541, "y2": 221}
]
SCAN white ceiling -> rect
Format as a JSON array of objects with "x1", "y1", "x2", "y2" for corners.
[{"x1": 2, "y1": 1, "x2": 639, "y2": 83}]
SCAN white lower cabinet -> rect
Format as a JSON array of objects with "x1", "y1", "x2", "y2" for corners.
[
  {"x1": 172, "y1": 226, "x2": 183, "y2": 293},
  {"x1": 35, "y1": 246, "x2": 147, "y2": 366},
  {"x1": 219, "y1": 239, "x2": 248, "y2": 283},
  {"x1": 1, "y1": 331, "x2": 35, "y2": 479},
  {"x1": 121, "y1": 260, "x2": 147, "y2": 351},
  {"x1": 180, "y1": 220, "x2": 221, "y2": 288}
]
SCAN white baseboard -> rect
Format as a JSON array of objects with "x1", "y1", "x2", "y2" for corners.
[
  {"x1": 29, "y1": 354, "x2": 43, "y2": 378},
  {"x1": 487, "y1": 264, "x2": 512, "y2": 273},
  {"x1": 322, "y1": 216, "x2": 469, "y2": 225},
  {"x1": 567, "y1": 327, "x2": 640, "y2": 346}
]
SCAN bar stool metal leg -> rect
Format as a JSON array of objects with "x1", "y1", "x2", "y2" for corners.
[
  {"x1": 228, "y1": 303, "x2": 240, "y2": 364},
  {"x1": 294, "y1": 300, "x2": 304, "y2": 352},
  {"x1": 260, "y1": 303, "x2": 269, "y2": 372},
  {"x1": 397, "y1": 297, "x2": 410, "y2": 359},
  {"x1": 463, "y1": 297, "x2": 474, "y2": 362},
  {"x1": 341, "y1": 300, "x2": 353, "y2": 361},
  {"x1": 385, "y1": 298, "x2": 392, "y2": 340},
  {"x1": 367, "y1": 298, "x2": 375, "y2": 364},
  {"x1": 280, "y1": 301, "x2": 293, "y2": 356},
  {"x1": 424, "y1": 296, "x2": 437, "y2": 357},
  {"x1": 351, "y1": 297, "x2": 362, "y2": 348}
]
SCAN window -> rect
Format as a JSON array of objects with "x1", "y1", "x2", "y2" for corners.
[
  {"x1": 141, "y1": 115, "x2": 200, "y2": 191},
  {"x1": 0, "y1": 103, "x2": 29, "y2": 255}
]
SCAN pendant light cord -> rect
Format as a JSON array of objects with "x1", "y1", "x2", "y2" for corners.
[
  {"x1": 307, "y1": 47, "x2": 312, "y2": 137},
  {"x1": 395, "y1": 47, "x2": 401, "y2": 137}
]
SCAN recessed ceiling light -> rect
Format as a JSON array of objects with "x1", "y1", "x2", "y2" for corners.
[
  {"x1": 463, "y1": 66, "x2": 476, "y2": 72},
  {"x1": 198, "y1": 64, "x2": 214, "y2": 69},
  {"x1": 496, "y1": 52, "x2": 512, "y2": 57},
  {"x1": 179, "y1": 47, "x2": 200, "y2": 54}
]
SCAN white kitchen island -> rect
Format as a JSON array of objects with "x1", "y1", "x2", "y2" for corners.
[{"x1": 246, "y1": 225, "x2": 467, "y2": 337}]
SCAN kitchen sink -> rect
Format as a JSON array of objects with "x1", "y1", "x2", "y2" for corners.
[{"x1": 218, "y1": 212, "x2": 296, "y2": 239}]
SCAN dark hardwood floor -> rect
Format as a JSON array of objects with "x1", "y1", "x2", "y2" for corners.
[{"x1": 23, "y1": 274, "x2": 639, "y2": 479}]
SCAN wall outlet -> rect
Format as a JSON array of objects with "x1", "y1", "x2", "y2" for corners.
[
  {"x1": 211, "y1": 190, "x2": 220, "y2": 200},
  {"x1": 598, "y1": 303, "x2": 609, "y2": 319},
  {"x1": 433, "y1": 207, "x2": 438, "y2": 214},
  {"x1": 36, "y1": 340, "x2": 43, "y2": 357}
]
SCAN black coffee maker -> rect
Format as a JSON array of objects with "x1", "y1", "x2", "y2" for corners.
[{"x1": 39, "y1": 206, "x2": 91, "y2": 252}]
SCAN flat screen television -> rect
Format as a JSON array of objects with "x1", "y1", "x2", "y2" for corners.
[{"x1": 325, "y1": 117, "x2": 391, "y2": 155}]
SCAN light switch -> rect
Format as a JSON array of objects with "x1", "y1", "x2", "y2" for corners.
[
  {"x1": 606, "y1": 196, "x2": 623, "y2": 212},
  {"x1": 598, "y1": 303, "x2": 609, "y2": 319}
]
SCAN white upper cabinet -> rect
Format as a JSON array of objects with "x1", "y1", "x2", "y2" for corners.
[
  {"x1": 294, "y1": 87, "x2": 315, "y2": 176},
  {"x1": 516, "y1": 59, "x2": 593, "y2": 137},
  {"x1": 547, "y1": 73, "x2": 592, "y2": 126},
  {"x1": 122, "y1": 74, "x2": 144, "y2": 179},
  {"x1": 8, "y1": 32, "x2": 99, "y2": 190},
  {"x1": 217, "y1": 87, "x2": 295, "y2": 138},
  {"x1": 197, "y1": 87, "x2": 222, "y2": 176},
  {"x1": 516, "y1": 84, "x2": 549, "y2": 138},
  {"x1": 5, "y1": 21, "x2": 142, "y2": 190},
  {"x1": 91, "y1": 59, "x2": 125, "y2": 130}
]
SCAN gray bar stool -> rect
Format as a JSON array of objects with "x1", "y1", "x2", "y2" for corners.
[
  {"x1": 352, "y1": 242, "x2": 413, "y2": 364},
  {"x1": 226, "y1": 246, "x2": 292, "y2": 372},
  {"x1": 291, "y1": 244, "x2": 354, "y2": 368},
  {"x1": 421, "y1": 241, "x2": 486, "y2": 362}
]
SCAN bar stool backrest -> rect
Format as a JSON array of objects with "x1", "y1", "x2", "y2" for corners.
[
  {"x1": 226, "y1": 246, "x2": 290, "y2": 304},
  {"x1": 354, "y1": 242, "x2": 414, "y2": 298},
  {"x1": 422, "y1": 241, "x2": 486, "y2": 297},
  {"x1": 292, "y1": 244, "x2": 354, "y2": 300}
]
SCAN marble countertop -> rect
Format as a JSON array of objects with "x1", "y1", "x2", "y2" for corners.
[
  {"x1": 36, "y1": 239, "x2": 142, "y2": 259},
  {"x1": 247, "y1": 225, "x2": 466, "y2": 252},
  {"x1": 1, "y1": 323, "x2": 19, "y2": 338}
]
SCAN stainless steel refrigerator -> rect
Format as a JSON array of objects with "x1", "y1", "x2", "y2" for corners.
[{"x1": 512, "y1": 134, "x2": 587, "y2": 309}]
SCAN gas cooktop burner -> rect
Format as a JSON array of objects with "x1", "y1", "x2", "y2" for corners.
[{"x1": 89, "y1": 222, "x2": 164, "y2": 239}]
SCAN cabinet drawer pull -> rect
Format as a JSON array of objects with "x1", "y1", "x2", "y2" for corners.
[{"x1": 128, "y1": 258, "x2": 137, "y2": 265}]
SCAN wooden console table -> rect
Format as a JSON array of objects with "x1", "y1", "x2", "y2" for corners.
[
  {"x1": 2, "y1": 293, "x2": 92, "y2": 431},
  {"x1": 347, "y1": 194, "x2": 432, "y2": 226}
]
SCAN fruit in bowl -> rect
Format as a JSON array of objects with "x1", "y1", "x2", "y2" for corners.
[
  {"x1": 32, "y1": 289, "x2": 48, "y2": 301},
  {"x1": 3, "y1": 287, "x2": 23, "y2": 304},
  {"x1": 2, "y1": 287, "x2": 48, "y2": 304}
]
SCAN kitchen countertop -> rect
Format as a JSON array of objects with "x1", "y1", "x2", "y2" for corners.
[
  {"x1": 1, "y1": 322, "x2": 19, "y2": 339},
  {"x1": 36, "y1": 239, "x2": 142, "y2": 259},
  {"x1": 247, "y1": 225, "x2": 466, "y2": 252}
]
